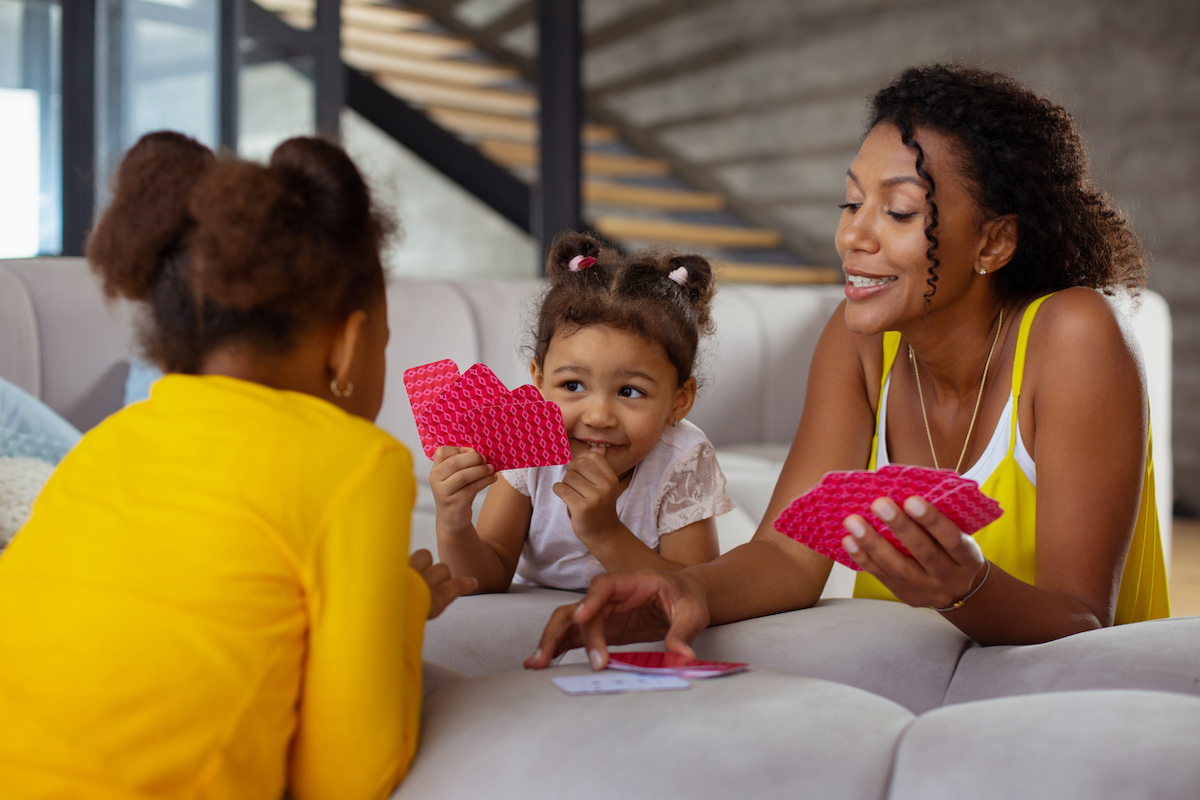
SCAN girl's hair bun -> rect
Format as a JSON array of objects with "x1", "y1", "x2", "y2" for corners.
[
  {"x1": 544, "y1": 231, "x2": 613, "y2": 281},
  {"x1": 87, "y1": 131, "x2": 215, "y2": 301},
  {"x1": 664, "y1": 253, "x2": 716, "y2": 329}
]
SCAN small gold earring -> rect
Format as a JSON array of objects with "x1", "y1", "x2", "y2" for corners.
[
  {"x1": 330, "y1": 378, "x2": 354, "y2": 398},
  {"x1": 979, "y1": 268, "x2": 987, "y2": 275}
]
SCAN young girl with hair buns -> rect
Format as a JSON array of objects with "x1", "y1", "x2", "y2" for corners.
[
  {"x1": 0, "y1": 132, "x2": 472, "y2": 799},
  {"x1": 432, "y1": 232, "x2": 734, "y2": 597}
]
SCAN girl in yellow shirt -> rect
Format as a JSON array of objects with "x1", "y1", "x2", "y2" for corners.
[{"x1": 0, "y1": 133, "x2": 473, "y2": 799}]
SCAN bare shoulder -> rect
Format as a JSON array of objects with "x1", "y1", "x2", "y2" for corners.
[
  {"x1": 1024, "y1": 287, "x2": 1144, "y2": 401},
  {"x1": 1027, "y1": 288, "x2": 1138, "y2": 364}
]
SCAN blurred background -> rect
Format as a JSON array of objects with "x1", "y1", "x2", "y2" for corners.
[{"x1": 1, "y1": 0, "x2": 1197, "y2": 522}]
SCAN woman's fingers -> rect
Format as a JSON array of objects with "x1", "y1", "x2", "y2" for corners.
[
  {"x1": 870, "y1": 497, "x2": 949, "y2": 568},
  {"x1": 525, "y1": 603, "x2": 582, "y2": 669},
  {"x1": 842, "y1": 514, "x2": 925, "y2": 584},
  {"x1": 900, "y1": 496, "x2": 976, "y2": 564}
]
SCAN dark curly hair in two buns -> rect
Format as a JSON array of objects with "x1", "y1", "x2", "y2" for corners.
[
  {"x1": 869, "y1": 64, "x2": 1146, "y2": 302},
  {"x1": 532, "y1": 232, "x2": 717, "y2": 386},
  {"x1": 87, "y1": 132, "x2": 389, "y2": 373}
]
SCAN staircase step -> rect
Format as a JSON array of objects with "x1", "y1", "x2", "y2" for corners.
[
  {"x1": 257, "y1": 0, "x2": 430, "y2": 32},
  {"x1": 594, "y1": 217, "x2": 783, "y2": 249},
  {"x1": 342, "y1": 27, "x2": 473, "y2": 59},
  {"x1": 719, "y1": 263, "x2": 843, "y2": 285},
  {"x1": 377, "y1": 76, "x2": 536, "y2": 116},
  {"x1": 479, "y1": 141, "x2": 671, "y2": 177},
  {"x1": 345, "y1": 49, "x2": 519, "y2": 87},
  {"x1": 583, "y1": 182, "x2": 724, "y2": 211},
  {"x1": 426, "y1": 107, "x2": 616, "y2": 145}
]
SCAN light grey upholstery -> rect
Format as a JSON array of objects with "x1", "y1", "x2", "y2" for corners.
[
  {"x1": 692, "y1": 599, "x2": 972, "y2": 714},
  {"x1": 888, "y1": 691, "x2": 1200, "y2": 800},
  {"x1": 943, "y1": 616, "x2": 1200, "y2": 705},
  {"x1": 393, "y1": 665, "x2": 915, "y2": 800}
]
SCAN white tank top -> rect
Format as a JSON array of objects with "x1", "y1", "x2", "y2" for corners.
[{"x1": 502, "y1": 419, "x2": 734, "y2": 591}]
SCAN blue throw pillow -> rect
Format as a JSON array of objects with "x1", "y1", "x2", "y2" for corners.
[
  {"x1": 0, "y1": 377, "x2": 82, "y2": 465},
  {"x1": 124, "y1": 358, "x2": 164, "y2": 406}
]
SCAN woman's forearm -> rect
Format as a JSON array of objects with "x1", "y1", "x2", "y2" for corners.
[
  {"x1": 685, "y1": 535, "x2": 831, "y2": 627},
  {"x1": 936, "y1": 562, "x2": 1104, "y2": 645}
]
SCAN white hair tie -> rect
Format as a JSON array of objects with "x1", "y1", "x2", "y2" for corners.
[{"x1": 668, "y1": 266, "x2": 688, "y2": 286}]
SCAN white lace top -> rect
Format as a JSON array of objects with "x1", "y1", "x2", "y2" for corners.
[{"x1": 502, "y1": 419, "x2": 735, "y2": 591}]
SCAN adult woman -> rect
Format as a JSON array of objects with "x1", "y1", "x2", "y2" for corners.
[
  {"x1": 526, "y1": 64, "x2": 1169, "y2": 668},
  {"x1": 0, "y1": 133, "x2": 472, "y2": 798}
]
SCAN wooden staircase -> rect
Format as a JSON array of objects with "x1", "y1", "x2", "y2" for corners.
[{"x1": 253, "y1": 0, "x2": 840, "y2": 284}]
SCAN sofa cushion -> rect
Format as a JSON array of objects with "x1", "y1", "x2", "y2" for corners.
[
  {"x1": 943, "y1": 616, "x2": 1200, "y2": 706},
  {"x1": 888, "y1": 690, "x2": 1200, "y2": 800},
  {"x1": 0, "y1": 264, "x2": 41, "y2": 397},
  {"x1": 422, "y1": 585, "x2": 584, "y2": 677},
  {"x1": 392, "y1": 665, "x2": 914, "y2": 800},
  {"x1": 691, "y1": 598, "x2": 972, "y2": 714}
]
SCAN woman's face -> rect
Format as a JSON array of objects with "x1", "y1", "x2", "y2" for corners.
[{"x1": 835, "y1": 122, "x2": 987, "y2": 335}]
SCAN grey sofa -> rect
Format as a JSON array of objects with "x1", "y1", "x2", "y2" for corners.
[{"x1": 2, "y1": 257, "x2": 1196, "y2": 800}]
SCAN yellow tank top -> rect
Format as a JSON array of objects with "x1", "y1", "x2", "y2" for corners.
[{"x1": 853, "y1": 294, "x2": 1170, "y2": 623}]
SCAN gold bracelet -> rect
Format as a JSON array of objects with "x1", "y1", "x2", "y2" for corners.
[{"x1": 931, "y1": 561, "x2": 991, "y2": 612}]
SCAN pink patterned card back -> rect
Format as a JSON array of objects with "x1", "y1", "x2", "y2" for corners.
[
  {"x1": 773, "y1": 468, "x2": 1002, "y2": 570},
  {"x1": 416, "y1": 364, "x2": 513, "y2": 458},
  {"x1": 511, "y1": 384, "x2": 544, "y2": 404},
  {"x1": 460, "y1": 401, "x2": 572, "y2": 471},
  {"x1": 403, "y1": 359, "x2": 459, "y2": 419},
  {"x1": 607, "y1": 651, "x2": 748, "y2": 679}
]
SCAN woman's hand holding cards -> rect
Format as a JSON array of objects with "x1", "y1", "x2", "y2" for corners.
[{"x1": 842, "y1": 495, "x2": 990, "y2": 612}]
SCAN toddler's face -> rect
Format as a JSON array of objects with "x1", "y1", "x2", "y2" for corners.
[{"x1": 534, "y1": 324, "x2": 694, "y2": 480}]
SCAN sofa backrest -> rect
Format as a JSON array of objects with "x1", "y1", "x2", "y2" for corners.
[{"x1": 0, "y1": 257, "x2": 1174, "y2": 553}]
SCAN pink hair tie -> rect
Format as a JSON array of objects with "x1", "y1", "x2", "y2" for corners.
[
  {"x1": 568, "y1": 255, "x2": 596, "y2": 272},
  {"x1": 668, "y1": 266, "x2": 688, "y2": 286}
]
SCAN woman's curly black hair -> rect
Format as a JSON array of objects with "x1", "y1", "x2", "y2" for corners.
[{"x1": 868, "y1": 64, "x2": 1146, "y2": 302}]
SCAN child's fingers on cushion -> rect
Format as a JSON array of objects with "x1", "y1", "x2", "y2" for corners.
[{"x1": 409, "y1": 548, "x2": 433, "y2": 572}]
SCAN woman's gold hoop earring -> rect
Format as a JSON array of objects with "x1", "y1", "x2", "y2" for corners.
[{"x1": 330, "y1": 379, "x2": 354, "y2": 398}]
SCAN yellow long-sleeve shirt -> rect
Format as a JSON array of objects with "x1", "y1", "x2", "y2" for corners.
[{"x1": 0, "y1": 374, "x2": 430, "y2": 799}]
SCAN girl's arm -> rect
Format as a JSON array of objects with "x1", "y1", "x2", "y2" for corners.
[
  {"x1": 290, "y1": 444, "x2": 429, "y2": 799},
  {"x1": 553, "y1": 449, "x2": 721, "y2": 573},
  {"x1": 432, "y1": 448, "x2": 533, "y2": 593},
  {"x1": 845, "y1": 289, "x2": 1148, "y2": 644}
]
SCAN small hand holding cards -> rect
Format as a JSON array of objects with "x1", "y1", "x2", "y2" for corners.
[
  {"x1": 773, "y1": 465, "x2": 1003, "y2": 570},
  {"x1": 403, "y1": 359, "x2": 572, "y2": 471}
]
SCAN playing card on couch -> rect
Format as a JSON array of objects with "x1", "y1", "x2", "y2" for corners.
[{"x1": 402, "y1": 359, "x2": 572, "y2": 471}]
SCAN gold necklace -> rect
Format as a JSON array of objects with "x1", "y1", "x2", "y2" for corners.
[{"x1": 908, "y1": 307, "x2": 1004, "y2": 474}]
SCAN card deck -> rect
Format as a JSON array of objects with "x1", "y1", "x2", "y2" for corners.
[
  {"x1": 404, "y1": 359, "x2": 573, "y2": 470},
  {"x1": 773, "y1": 466, "x2": 1003, "y2": 570},
  {"x1": 607, "y1": 651, "x2": 749, "y2": 680},
  {"x1": 552, "y1": 673, "x2": 691, "y2": 696}
]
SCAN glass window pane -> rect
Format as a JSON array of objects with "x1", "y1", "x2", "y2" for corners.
[{"x1": 0, "y1": 0, "x2": 61, "y2": 257}]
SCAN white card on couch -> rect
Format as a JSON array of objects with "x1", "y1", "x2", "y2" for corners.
[{"x1": 552, "y1": 672, "x2": 691, "y2": 696}]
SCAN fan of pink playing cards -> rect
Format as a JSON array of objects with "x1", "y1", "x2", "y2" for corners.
[
  {"x1": 773, "y1": 465, "x2": 1003, "y2": 570},
  {"x1": 403, "y1": 359, "x2": 572, "y2": 471},
  {"x1": 607, "y1": 651, "x2": 748, "y2": 680}
]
